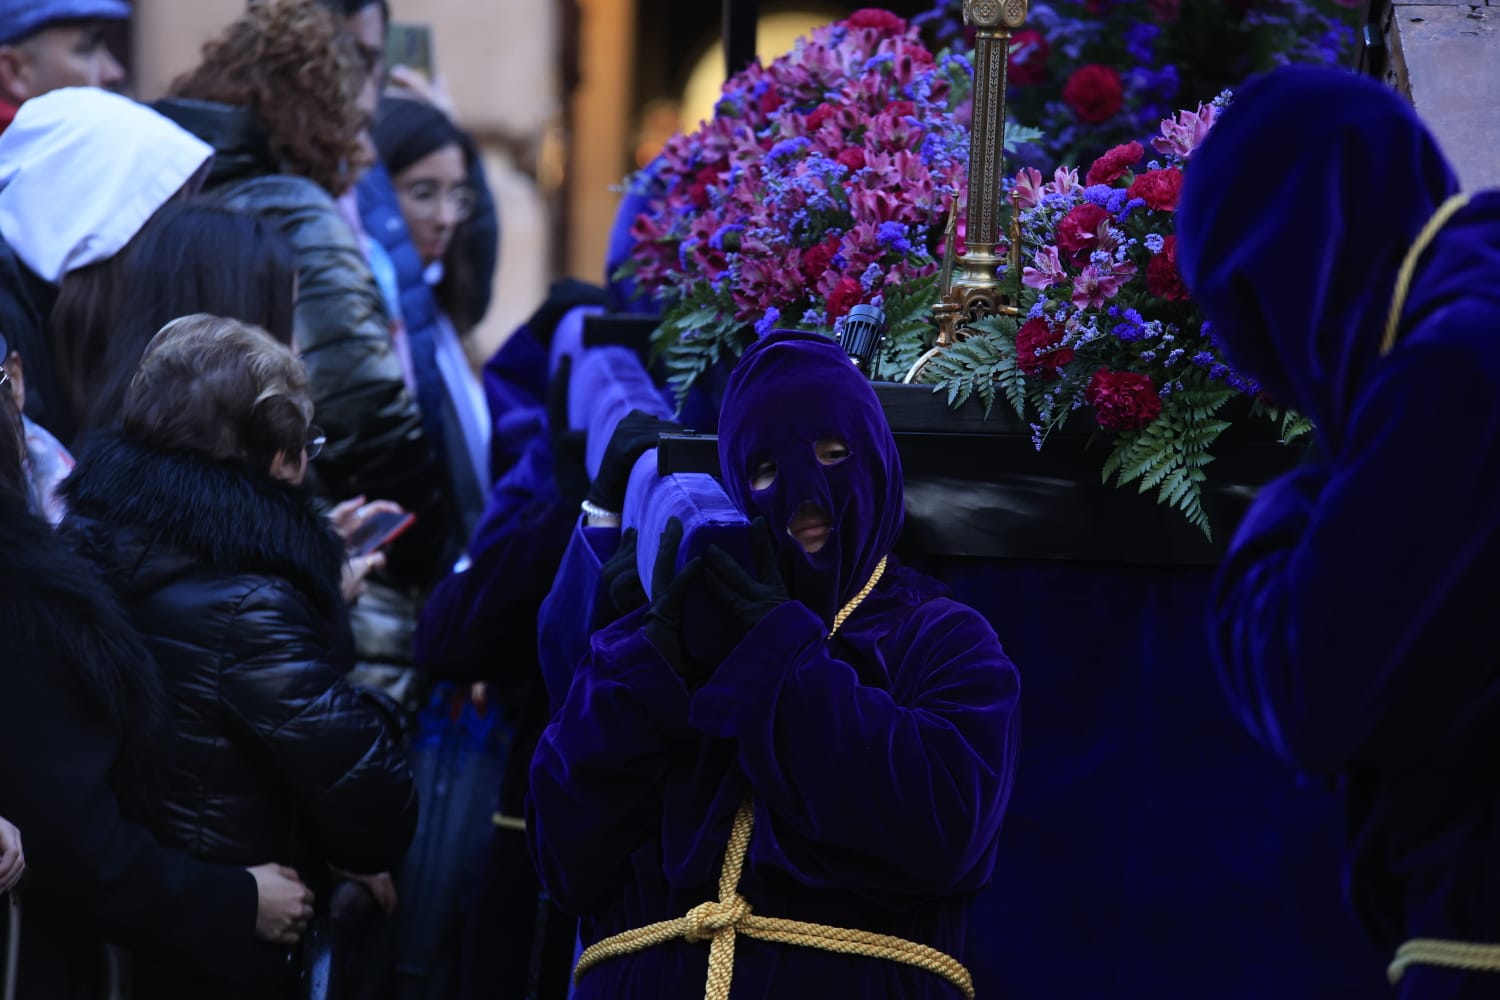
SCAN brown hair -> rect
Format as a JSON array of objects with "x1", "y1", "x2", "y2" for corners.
[
  {"x1": 169, "y1": 0, "x2": 368, "y2": 195},
  {"x1": 122, "y1": 315, "x2": 313, "y2": 474}
]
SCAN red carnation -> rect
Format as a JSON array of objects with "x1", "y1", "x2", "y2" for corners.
[
  {"x1": 826, "y1": 276, "x2": 864, "y2": 319},
  {"x1": 1062, "y1": 65, "x2": 1123, "y2": 125},
  {"x1": 847, "y1": 8, "x2": 907, "y2": 34},
  {"x1": 1148, "y1": 0, "x2": 1182, "y2": 21},
  {"x1": 1015, "y1": 318, "x2": 1074, "y2": 379},
  {"x1": 1085, "y1": 141, "x2": 1143, "y2": 187},
  {"x1": 836, "y1": 147, "x2": 867, "y2": 172},
  {"x1": 805, "y1": 103, "x2": 837, "y2": 132},
  {"x1": 688, "y1": 166, "x2": 719, "y2": 208},
  {"x1": 1007, "y1": 30, "x2": 1050, "y2": 86},
  {"x1": 1145, "y1": 235, "x2": 1188, "y2": 301},
  {"x1": 1055, "y1": 203, "x2": 1111, "y2": 266},
  {"x1": 1086, "y1": 369, "x2": 1163, "y2": 431},
  {"x1": 801, "y1": 237, "x2": 840, "y2": 284},
  {"x1": 757, "y1": 88, "x2": 784, "y2": 117},
  {"x1": 1127, "y1": 168, "x2": 1185, "y2": 211}
]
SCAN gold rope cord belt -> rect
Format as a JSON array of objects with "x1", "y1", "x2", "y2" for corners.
[
  {"x1": 1379, "y1": 194, "x2": 1491, "y2": 985},
  {"x1": 1379, "y1": 193, "x2": 1472, "y2": 357},
  {"x1": 572, "y1": 557, "x2": 976, "y2": 1000},
  {"x1": 1389, "y1": 940, "x2": 1500, "y2": 984}
]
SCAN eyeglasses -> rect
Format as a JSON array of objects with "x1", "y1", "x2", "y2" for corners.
[
  {"x1": 397, "y1": 180, "x2": 477, "y2": 222},
  {"x1": 305, "y1": 425, "x2": 326, "y2": 461}
]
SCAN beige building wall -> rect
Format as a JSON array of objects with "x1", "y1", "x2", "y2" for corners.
[{"x1": 129, "y1": 0, "x2": 564, "y2": 362}]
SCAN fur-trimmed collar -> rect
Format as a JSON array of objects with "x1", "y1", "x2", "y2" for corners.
[{"x1": 63, "y1": 433, "x2": 346, "y2": 616}]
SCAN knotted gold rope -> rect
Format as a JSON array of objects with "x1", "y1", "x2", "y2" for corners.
[
  {"x1": 1379, "y1": 193, "x2": 1471, "y2": 357},
  {"x1": 1380, "y1": 192, "x2": 1499, "y2": 985},
  {"x1": 573, "y1": 556, "x2": 976, "y2": 999}
]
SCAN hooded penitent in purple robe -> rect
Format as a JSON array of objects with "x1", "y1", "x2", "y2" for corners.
[
  {"x1": 527, "y1": 331, "x2": 1020, "y2": 997},
  {"x1": 1177, "y1": 67, "x2": 1500, "y2": 998}
]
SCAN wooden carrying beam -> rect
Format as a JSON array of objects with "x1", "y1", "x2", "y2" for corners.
[{"x1": 1366, "y1": 0, "x2": 1500, "y2": 190}]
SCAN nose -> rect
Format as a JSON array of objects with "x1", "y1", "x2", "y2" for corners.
[{"x1": 98, "y1": 49, "x2": 125, "y2": 88}]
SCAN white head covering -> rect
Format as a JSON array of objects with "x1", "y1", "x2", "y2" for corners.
[{"x1": 0, "y1": 87, "x2": 214, "y2": 282}]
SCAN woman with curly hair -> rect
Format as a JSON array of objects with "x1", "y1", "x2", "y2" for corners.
[{"x1": 154, "y1": 0, "x2": 451, "y2": 586}]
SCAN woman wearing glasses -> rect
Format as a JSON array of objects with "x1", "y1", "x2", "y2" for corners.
[
  {"x1": 370, "y1": 96, "x2": 493, "y2": 540},
  {"x1": 62, "y1": 315, "x2": 420, "y2": 999}
]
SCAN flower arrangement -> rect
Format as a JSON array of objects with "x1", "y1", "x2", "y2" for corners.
[
  {"x1": 916, "y1": 0, "x2": 1358, "y2": 170},
  {"x1": 921, "y1": 95, "x2": 1309, "y2": 536},
  {"x1": 619, "y1": 9, "x2": 1035, "y2": 402}
]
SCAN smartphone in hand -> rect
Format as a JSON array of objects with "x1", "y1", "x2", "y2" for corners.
[
  {"x1": 348, "y1": 510, "x2": 417, "y2": 557},
  {"x1": 386, "y1": 22, "x2": 434, "y2": 80}
]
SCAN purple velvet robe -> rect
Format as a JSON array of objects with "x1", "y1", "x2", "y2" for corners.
[
  {"x1": 528, "y1": 332, "x2": 1019, "y2": 996},
  {"x1": 1178, "y1": 68, "x2": 1500, "y2": 998}
]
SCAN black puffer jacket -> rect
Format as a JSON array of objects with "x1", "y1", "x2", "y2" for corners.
[
  {"x1": 63, "y1": 435, "x2": 419, "y2": 888},
  {"x1": 151, "y1": 97, "x2": 452, "y2": 583},
  {"x1": 0, "y1": 496, "x2": 257, "y2": 999}
]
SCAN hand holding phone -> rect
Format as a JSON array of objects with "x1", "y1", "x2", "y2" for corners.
[{"x1": 348, "y1": 508, "x2": 417, "y2": 557}]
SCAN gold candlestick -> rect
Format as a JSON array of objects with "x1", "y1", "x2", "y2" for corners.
[{"x1": 906, "y1": 0, "x2": 1028, "y2": 384}]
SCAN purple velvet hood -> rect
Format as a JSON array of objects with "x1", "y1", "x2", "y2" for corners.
[{"x1": 717, "y1": 331, "x2": 903, "y2": 626}]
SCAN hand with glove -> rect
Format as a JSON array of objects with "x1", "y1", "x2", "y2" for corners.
[
  {"x1": 591, "y1": 526, "x2": 649, "y2": 631},
  {"x1": 641, "y1": 517, "x2": 708, "y2": 682},
  {"x1": 586, "y1": 409, "x2": 683, "y2": 516},
  {"x1": 701, "y1": 517, "x2": 790, "y2": 646},
  {"x1": 546, "y1": 355, "x2": 590, "y2": 505}
]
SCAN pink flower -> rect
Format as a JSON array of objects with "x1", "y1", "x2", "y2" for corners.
[
  {"x1": 1014, "y1": 167, "x2": 1046, "y2": 210},
  {"x1": 1022, "y1": 244, "x2": 1067, "y2": 290},
  {"x1": 1044, "y1": 165, "x2": 1082, "y2": 198},
  {"x1": 1071, "y1": 263, "x2": 1128, "y2": 309},
  {"x1": 1152, "y1": 103, "x2": 1218, "y2": 160}
]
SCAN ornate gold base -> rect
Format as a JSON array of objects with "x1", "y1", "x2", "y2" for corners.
[{"x1": 904, "y1": 285, "x2": 1021, "y2": 384}]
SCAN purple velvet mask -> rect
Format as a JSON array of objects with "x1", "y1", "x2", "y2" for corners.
[
  {"x1": 1176, "y1": 67, "x2": 1460, "y2": 447},
  {"x1": 717, "y1": 331, "x2": 903, "y2": 626}
]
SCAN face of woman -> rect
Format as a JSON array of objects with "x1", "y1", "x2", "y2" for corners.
[{"x1": 393, "y1": 144, "x2": 471, "y2": 267}]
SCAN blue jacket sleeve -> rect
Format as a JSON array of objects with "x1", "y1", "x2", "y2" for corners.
[
  {"x1": 1213, "y1": 341, "x2": 1500, "y2": 775},
  {"x1": 526, "y1": 616, "x2": 694, "y2": 914},
  {"x1": 687, "y1": 598, "x2": 1020, "y2": 900}
]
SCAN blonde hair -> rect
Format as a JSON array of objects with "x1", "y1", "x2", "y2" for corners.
[{"x1": 123, "y1": 314, "x2": 314, "y2": 471}]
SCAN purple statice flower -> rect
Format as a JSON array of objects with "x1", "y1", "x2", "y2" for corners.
[
  {"x1": 1110, "y1": 306, "x2": 1147, "y2": 342},
  {"x1": 1124, "y1": 22, "x2": 1159, "y2": 62},
  {"x1": 1117, "y1": 197, "x2": 1149, "y2": 222},
  {"x1": 1210, "y1": 364, "x2": 1230, "y2": 381},
  {"x1": 1165, "y1": 348, "x2": 1185, "y2": 366},
  {"x1": 860, "y1": 262, "x2": 884, "y2": 292},
  {"x1": 877, "y1": 221, "x2": 913, "y2": 254},
  {"x1": 755, "y1": 306, "x2": 782, "y2": 338},
  {"x1": 1144, "y1": 233, "x2": 1166, "y2": 254},
  {"x1": 767, "y1": 136, "x2": 811, "y2": 163},
  {"x1": 709, "y1": 224, "x2": 744, "y2": 251},
  {"x1": 1192, "y1": 351, "x2": 1217, "y2": 368}
]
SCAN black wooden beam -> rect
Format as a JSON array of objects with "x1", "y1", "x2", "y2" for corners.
[{"x1": 723, "y1": 0, "x2": 759, "y2": 79}]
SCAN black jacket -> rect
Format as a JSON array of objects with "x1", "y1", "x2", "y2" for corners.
[
  {"x1": 0, "y1": 234, "x2": 63, "y2": 437},
  {"x1": 0, "y1": 496, "x2": 257, "y2": 998},
  {"x1": 152, "y1": 97, "x2": 451, "y2": 584},
  {"x1": 63, "y1": 436, "x2": 419, "y2": 889}
]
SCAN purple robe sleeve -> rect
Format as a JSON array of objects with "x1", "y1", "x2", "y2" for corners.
[
  {"x1": 1213, "y1": 343, "x2": 1500, "y2": 776},
  {"x1": 688, "y1": 597, "x2": 1020, "y2": 901},
  {"x1": 527, "y1": 615, "x2": 694, "y2": 914}
]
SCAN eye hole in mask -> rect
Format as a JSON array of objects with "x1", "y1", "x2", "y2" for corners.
[
  {"x1": 815, "y1": 438, "x2": 850, "y2": 466},
  {"x1": 750, "y1": 459, "x2": 778, "y2": 491}
]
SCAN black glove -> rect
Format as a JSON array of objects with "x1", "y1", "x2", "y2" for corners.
[
  {"x1": 590, "y1": 526, "x2": 649, "y2": 631},
  {"x1": 586, "y1": 409, "x2": 683, "y2": 514},
  {"x1": 701, "y1": 517, "x2": 789, "y2": 642},
  {"x1": 641, "y1": 518, "x2": 706, "y2": 681},
  {"x1": 547, "y1": 355, "x2": 590, "y2": 503}
]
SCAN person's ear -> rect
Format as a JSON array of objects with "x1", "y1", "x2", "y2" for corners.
[
  {"x1": 3, "y1": 352, "x2": 24, "y2": 415},
  {"x1": 0, "y1": 46, "x2": 33, "y2": 105}
]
